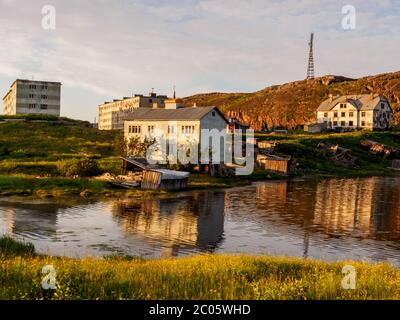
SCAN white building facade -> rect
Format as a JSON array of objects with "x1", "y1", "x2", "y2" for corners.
[
  {"x1": 317, "y1": 94, "x2": 392, "y2": 130},
  {"x1": 3, "y1": 79, "x2": 61, "y2": 116},
  {"x1": 98, "y1": 93, "x2": 167, "y2": 130},
  {"x1": 124, "y1": 103, "x2": 229, "y2": 164}
]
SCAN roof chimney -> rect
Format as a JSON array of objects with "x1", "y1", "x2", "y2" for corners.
[
  {"x1": 329, "y1": 94, "x2": 333, "y2": 102},
  {"x1": 193, "y1": 103, "x2": 197, "y2": 108}
]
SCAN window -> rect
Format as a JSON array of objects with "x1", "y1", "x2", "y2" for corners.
[
  {"x1": 340, "y1": 103, "x2": 346, "y2": 108},
  {"x1": 182, "y1": 125, "x2": 195, "y2": 134},
  {"x1": 333, "y1": 121, "x2": 338, "y2": 126},
  {"x1": 130, "y1": 125, "x2": 141, "y2": 133},
  {"x1": 29, "y1": 104, "x2": 36, "y2": 109},
  {"x1": 168, "y1": 125, "x2": 175, "y2": 134},
  {"x1": 41, "y1": 95, "x2": 48, "y2": 99},
  {"x1": 40, "y1": 104, "x2": 48, "y2": 109},
  {"x1": 361, "y1": 112, "x2": 366, "y2": 117},
  {"x1": 381, "y1": 103, "x2": 385, "y2": 109},
  {"x1": 41, "y1": 85, "x2": 48, "y2": 90},
  {"x1": 349, "y1": 121, "x2": 354, "y2": 126},
  {"x1": 29, "y1": 84, "x2": 36, "y2": 89},
  {"x1": 349, "y1": 112, "x2": 354, "y2": 117},
  {"x1": 341, "y1": 121, "x2": 346, "y2": 126},
  {"x1": 29, "y1": 94, "x2": 35, "y2": 99},
  {"x1": 341, "y1": 112, "x2": 346, "y2": 117},
  {"x1": 148, "y1": 125, "x2": 154, "y2": 134},
  {"x1": 129, "y1": 126, "x2": 132, "y2": 133},
  {"x1": 212, "y1": 111, "x2": 216, "y2": 117},
  {"x1": 334, "y1": 112, "x2": 338, "y2": 118},
  {"x1": 324, "y1": 112, "x2": 328, "y2": 117}
]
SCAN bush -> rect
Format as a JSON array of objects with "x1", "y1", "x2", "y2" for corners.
[
  {"x1": 58, "y1": 158, "x2": 101, "y2": 177},
  {"x1": 0, "y1": 236, "x2": 35, "y2": 257}
]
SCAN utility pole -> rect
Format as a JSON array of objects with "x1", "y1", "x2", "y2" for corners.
[{"x1": 306, "y1": 32, "x2": 315, "y2": 80}]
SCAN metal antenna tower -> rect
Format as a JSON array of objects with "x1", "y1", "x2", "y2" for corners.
[{"x1": 306, "y1": 32, "x2": 315, "y2": 80}]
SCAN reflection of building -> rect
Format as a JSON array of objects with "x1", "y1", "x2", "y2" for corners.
[
  {"x1": 313, "y1": 178, "x2": 374, "y2": 237},
  {"x1": 252, "y1": 178, "x2": 400, "y2": 256},
  {"x1": 111, "y1": 192, "x2": 226, "y2": 256},
  {"x1": 2, "y1": 201, "x2": 61, "y2": 237}
]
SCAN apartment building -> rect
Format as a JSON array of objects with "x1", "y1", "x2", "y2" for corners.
[
  {"x1": 317, "y1": 94, "x2": 392, "y2": 130},
  {"x1": 98, "y1": 92, "x2": 168, "y2": 130},
  {"x1": 3, "y1": 79, "x2": 61, "y2": 116}
]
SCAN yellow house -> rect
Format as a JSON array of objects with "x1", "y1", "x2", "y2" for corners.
[{"x1": 317, "y1": 94, "x2": 392, "y2": 130}]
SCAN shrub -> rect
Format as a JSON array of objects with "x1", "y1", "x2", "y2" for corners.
[
  {"x1": 0, "y1": 236, "x2": 35, "y2": 257},
  {"x1": 58, "y1": 158, "x2": 101, "y2": 177}
]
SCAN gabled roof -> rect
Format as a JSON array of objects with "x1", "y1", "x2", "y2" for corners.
[
  {"x1": 318, "y1": 94, "x2": 390, "y2": 112},
  {"x1": 125, "y1": 106, "x2": 229, "y2": 123}
]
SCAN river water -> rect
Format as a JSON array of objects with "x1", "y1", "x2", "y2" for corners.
[{"x1": 1, "y1": 177, "x2": 400, "y2": 264}]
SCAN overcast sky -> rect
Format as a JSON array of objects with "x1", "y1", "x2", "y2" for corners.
[{"x1": 0, "y1": 0, "x2": 399, "y2": 121}]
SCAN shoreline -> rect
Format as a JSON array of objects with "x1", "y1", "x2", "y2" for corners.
[{"x1": 0, "y1": 169, "x2": 399, "y2": 199}]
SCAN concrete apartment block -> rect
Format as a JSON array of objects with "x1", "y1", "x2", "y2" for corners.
[{"x1": 3, "y1": 79, "x2": 61, "y2": 116}]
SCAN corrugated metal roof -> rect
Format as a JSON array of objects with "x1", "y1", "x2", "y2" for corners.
[
  {"x1": 125, "y1": 106, "x2": 228, "y2": 122},
  {"x1": 318, "y1": 94, "x2": 389, "y2": 111}
]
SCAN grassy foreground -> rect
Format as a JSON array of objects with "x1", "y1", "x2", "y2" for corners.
[{"x1": 1, "y1": 237, "x2": 400, "y2": 300}]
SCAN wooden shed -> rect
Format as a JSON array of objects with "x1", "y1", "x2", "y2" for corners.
[
  {"x1": 120, "y1": 157, "x2": 189, "y2": 190},
  {"x1": 392, "y1": 159, "x2": 400, "y2": 169},
  {"x1": 256, "y1": 154, "x2": 297, "y2": 175}
]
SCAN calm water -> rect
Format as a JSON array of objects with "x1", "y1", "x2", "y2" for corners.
[{"x1": 1, "y1": 177, "x2": 400, "y2": 264}]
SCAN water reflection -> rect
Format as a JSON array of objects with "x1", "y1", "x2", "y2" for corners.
[
  {"x1": 1, "y1": 177, "x2": 400, "y2": 263},
  {"x1": 111, "y1": 192, "x2": 225, "y2": 257}
]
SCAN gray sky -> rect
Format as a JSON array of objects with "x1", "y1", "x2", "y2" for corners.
[{"x1": 0, "y1": 0, "x2": 399, "y2": 121}]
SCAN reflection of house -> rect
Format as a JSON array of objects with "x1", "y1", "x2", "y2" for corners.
[
  {"x1": 3, "y1": 201, "x2": 61, "y2": 237},
  {"x1": 111, "y1": 192, "x2": 225, "y2": 256},
  {"x1": 313, "y1": 178, "x2": 375, "y2": 237},
  {"x1": 317, "y1": 94, "x2": 392, "y2": 130}
]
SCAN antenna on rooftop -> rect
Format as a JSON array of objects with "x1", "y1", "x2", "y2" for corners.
[
  {"x1": 173, "y1": 85, "x2": 176, "y2": 99},
  {"x1": 306, "y1": 32, "x2": 315, "y2": 80}
]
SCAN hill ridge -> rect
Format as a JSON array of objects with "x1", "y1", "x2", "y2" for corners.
[{"x1": 183, "y1": 71, "x2": 400, "y2": 130}]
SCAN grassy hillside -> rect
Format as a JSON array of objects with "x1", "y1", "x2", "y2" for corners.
[
  {"x1": 0, "y1": 119, "x2": 120, "y2": 175},
  {"x1": 1, "y1": 237, "x2": 399, "y2": 300},
  {"x1": 0, "y1": 116, "x2": 398, "y2": 197},
  {"x1": 256, "y1": 129, "x2": 400, "y2": 177},
  {"x1": 183, "y1": 72, "x2": 400, "y2": 130}
]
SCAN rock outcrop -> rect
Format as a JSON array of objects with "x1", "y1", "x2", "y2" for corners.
[{"x1": 183, "y1": 72, "x2": 400, "y2": 130}]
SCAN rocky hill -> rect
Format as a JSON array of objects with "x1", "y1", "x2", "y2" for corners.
[{"x1": 183, "y1": 72, "x2": 400, "y2": 131}]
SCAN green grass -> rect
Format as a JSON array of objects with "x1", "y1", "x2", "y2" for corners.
[
  {"x1": 0, "y1": 120, "x2": 398, "y2": 196},
  {"x1": 0, "y1": 175, "x2": 109, "y2": 197},
  {"x1": 0, "y1": 236, "x2": 35, "y2": 257},
  {"x1": 0, "y1": 237, "x2": 399, "y2": 299},
  {"x1": 256, "y1": 129, "x2": 400, "y2": 177}
]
